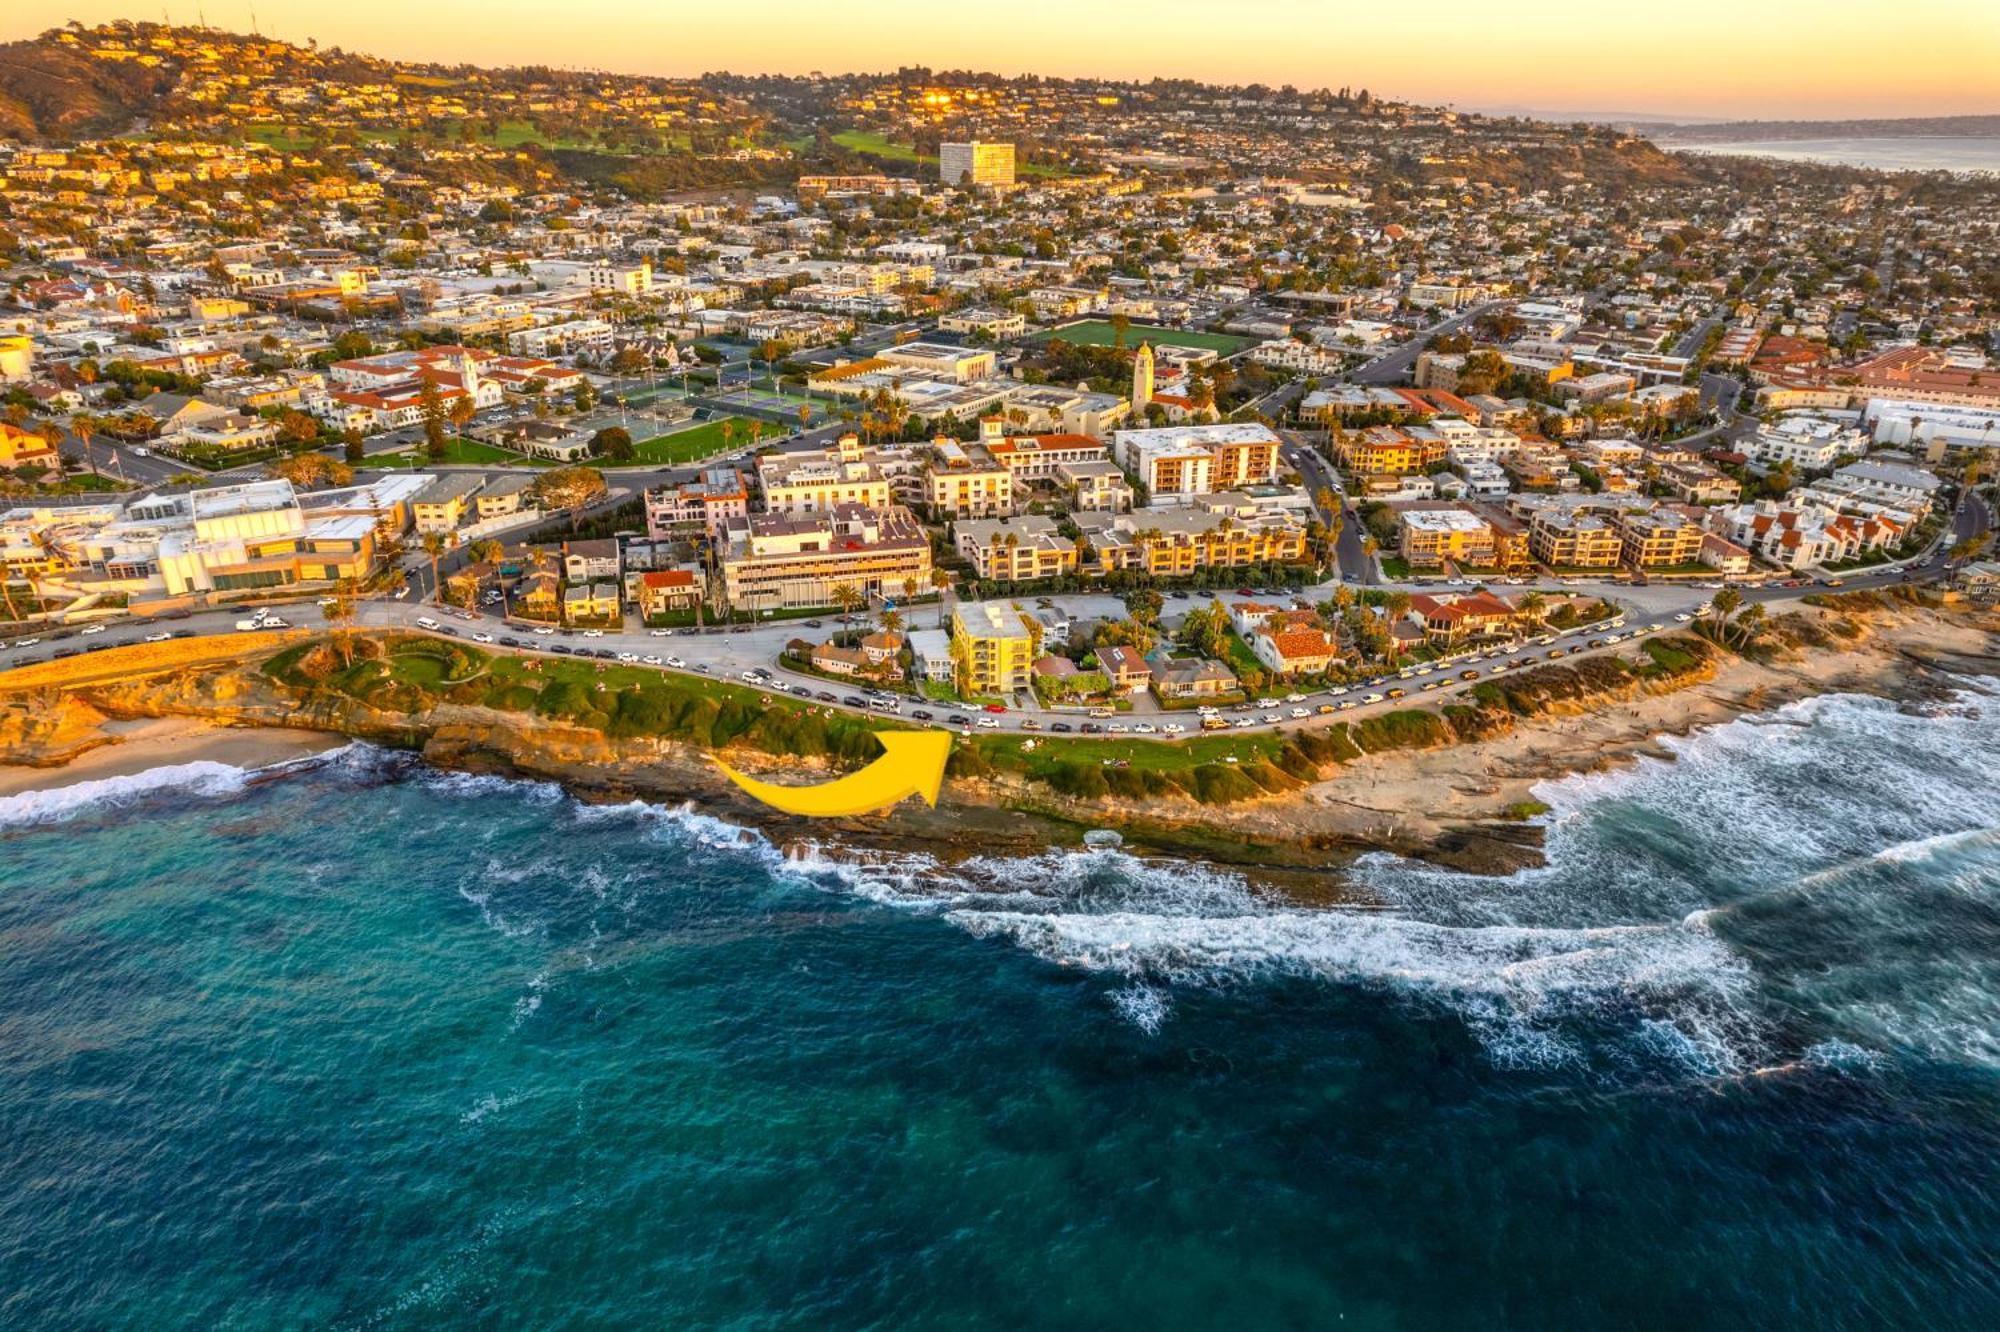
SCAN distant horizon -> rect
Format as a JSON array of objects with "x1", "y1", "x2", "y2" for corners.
[{"x1": 6, "y1": 1, "x2": 1999, "y2": 123}]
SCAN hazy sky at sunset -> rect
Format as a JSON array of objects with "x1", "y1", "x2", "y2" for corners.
[{"x1": 9, "y1": 0, "x2": 1998, "y2": 121}]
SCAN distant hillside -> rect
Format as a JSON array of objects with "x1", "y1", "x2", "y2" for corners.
[
  {"x1": 1650, "y1": 114, "x2": 2000, "y2": 143},
  {"x1": 0, "y1": 34, "x2": 178, "y2": 139}
]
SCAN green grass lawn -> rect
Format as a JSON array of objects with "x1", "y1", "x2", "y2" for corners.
[
  {"x1": 1030, "y1": 321, "x2": 1253, "y2": 355},
  {"x1": 370, "y1": 438, "x2": 536, "y2": 469},
  {"x1": 624, "y1": 418, "x2": 758, "y2": 466},
  {"x1": 973, "y1": 728, "x2": 1283, "y2": 779},
  {"x1": 831, "y1": 130, "x2": 928, "y2": 163}
]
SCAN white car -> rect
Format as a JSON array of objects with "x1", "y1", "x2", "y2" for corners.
[
  {"x1": 976, "y1": 717, "x2": 1001, "y2": 730},
  {"x1": 1161, "y1": 723, "x2": 1186, "y2": 735},
  {"x1": 650, "y1": 629, "x2": 674, "y2": 638},
  {"x1": 1285, "y1": 693, "x2": 1306, "y2": 704},
  {"x1": 1674, "y1": 613, "x2": 1692, "y2": 623},
  {"x1": 1107, "y1": 723, "x2": 1130, "y2": 734},
  {"x1": 472, "y1": 633, "x2": 494, "y2": 644},
  {"x1": 532, "y1": 626, "x2": 555, "y2": 637},
  {"x1": 641, "y1": 654, "x2": 663, "y2": 666},
  {"x1": 617, "y1": 652, "x2": 639, "y2": 663},
  {"x1": 416, "y1": 616, "x2": 440, "y2": 630},
  {"x1": 79, "y1": 624, "x2": 107, "y2": 636},
  {"x1": 665, "y1": 656, "x2": 685, "y2": 668},
  {"x1": 144, "y1": 631, "x2": 172, "y2": 643},
  {"x1": 14, "y1": 638, "x2": 40, "y2": 648},
  {"x1": 1133, "y1": 723, "x2": 1157, "y2": 735},
  {"x1": 581, "y1": 629, "x2": 605, "y2": 639},
  {"x1": 1363, "y1": 693, "x2": 1384, "y2": 704},
  {"x1": 1290, "y1": 707, "x2": 1310, "y2": 719}
]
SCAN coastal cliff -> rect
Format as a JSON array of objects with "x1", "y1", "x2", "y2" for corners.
[{"x1": 5, "y1": 593, "x2": 1995, "y2": 882}]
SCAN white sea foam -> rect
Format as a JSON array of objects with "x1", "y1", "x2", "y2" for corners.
[
  {"x1": 0, "y1": 759, "x2": 252, "y2": 826},
  {"x1": 1108, "y1": 983, "x2": 1171, "y2": 1034}
]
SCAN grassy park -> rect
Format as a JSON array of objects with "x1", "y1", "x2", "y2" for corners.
[{"x1": 1033, "y1": 321, "x2": 1254, "y2": 355}]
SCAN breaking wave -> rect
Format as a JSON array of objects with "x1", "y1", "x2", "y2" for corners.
[{"x1": 0, "y1": 759, "x2": 253, "y2": 827}]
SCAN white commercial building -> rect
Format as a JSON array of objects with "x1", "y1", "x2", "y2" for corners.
[{"x1": 939, "y1": 142, "x2": 1016, "y2": 187}]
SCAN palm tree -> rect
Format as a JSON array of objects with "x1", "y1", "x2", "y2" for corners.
[
  {"x1": 420, "y1": 531, "x2": 453, "y2": 606},
  {"x1": 832, "y1": 582, "x2": 865, "y2": 636},
  {"x1": 931, "y1": 567, "x2": 953, "y2": 628},
  {"x1": 1707, "y1": 586, "x2": 1742, "y2": 639},
  {"x1": 797, "y1": 402, "x2": 812, "y2": 435},
  {"x1": 71, "y1": 414, "x2": 98, "y2": 477},
  {"x1": 1731, "y1": 601, "x2": 1765, "y2": 648}
]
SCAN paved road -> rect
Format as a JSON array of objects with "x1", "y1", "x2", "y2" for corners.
[
  {"x1": 7, "y1": 554, "x2": 1947, "y2": 746},
  {"x1": 1350, "y1": 301, "x2": 1506, "y2": 386}
]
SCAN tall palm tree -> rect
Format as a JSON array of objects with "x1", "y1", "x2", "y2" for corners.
[
  {"x1": 931, "y1": 567, "x2": 952, "y2": 628},
  {"x1": 71, "y1": 414, "x2": 99, "y2": 477},
  {"x1": 420, "y1": 531, "x2": 453, "y2": 606}
]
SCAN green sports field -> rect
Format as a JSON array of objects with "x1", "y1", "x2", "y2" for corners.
[{"x1": 1032, "y1": 321, "x2": 1253, "y2": 355}]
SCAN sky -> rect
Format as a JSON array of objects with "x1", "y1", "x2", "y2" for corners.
[{"x1": 9, "y1": 0, "x2": 1999, "y2": 122}]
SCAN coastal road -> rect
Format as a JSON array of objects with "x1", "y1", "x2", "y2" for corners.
[{"x1": 8, "y1": 562, "x2": 1924, "y2": 748}]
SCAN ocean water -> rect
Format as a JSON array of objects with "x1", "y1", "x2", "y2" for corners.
[
  {"x1": 1676, "y1": 136, "x2": 2000, "y2": 175},
  {"x1": 3, "y1": 690, "x2": 2000, "y2": 1329}
]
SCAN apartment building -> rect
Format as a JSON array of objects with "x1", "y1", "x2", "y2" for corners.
[
  {"x1": 756, "y1": 435, "x2": 894, "y2": 514},
  {"x1": 1398, "y1": 506, "x2": 1497, "y2": 567},
  {"x1": 939, "y1": 142, "x2": 1016, "y2": 188},
  {"x1": 586, "y1": 260, "x2": 653, "y2": 296},
  {"x1": 1614, "y1": 508, "x2": 1707, "y2": 568},
  {"x1": 1112, "y1": 423, "x2": 1281, "y2": 498},
  {"x1": 1337, "y1": 426, "x2": 1448, "y2": 476},
  {"x1": 954, "y1": 515, "x2": 1081, "y2": 583},
  {"x1": 719, "y1": 503, "x2": 932, "y2": 611},
  {"x1": 950, "y1": 599, "x2": 1037, "y2": 696},
  {"x1": 412, "y1": 475, "x2": 484, "y2": 534},
  {"x1": 1528, "y1": 509, "x2": 1623, "y2": 569},
  {"x1": 923, "y1": 439, "x2": 1014, "y2": 519},
  {"x1": 1076, "y1": 504, "x2": 1307, "y2": 577}
]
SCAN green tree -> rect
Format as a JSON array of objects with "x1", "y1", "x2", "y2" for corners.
[
  {"x1": 530, "y1": 466, "x2": 609, "y2": 531},
  {"x1": 418, "y1": 378, "x2": 448, "y2": 460},
  {"x1": 589, "y1": 426, "x2": 636, "y2": 461}
]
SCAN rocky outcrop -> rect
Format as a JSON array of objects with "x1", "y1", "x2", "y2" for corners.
[{"x1": 0, "y1": 691, "x2": 117, "y2": 767}]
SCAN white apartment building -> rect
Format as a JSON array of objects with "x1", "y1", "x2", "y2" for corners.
[
  {"x1": 585, "y1": 261, "x2": 653, "y2": 297},
  {"x1": 939, "y1": 141, "x2": 1016, "y2": 187}
]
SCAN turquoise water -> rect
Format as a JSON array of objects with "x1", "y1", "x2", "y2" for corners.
[{"x1": 4, "y1": 689, "x2": 2000, "y2": 1329}]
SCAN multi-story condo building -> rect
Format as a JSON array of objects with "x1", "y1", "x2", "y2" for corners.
[
  {"x1": 586, "y1": 261, "x2": 653, "y2": 296},
  {"x1": 1614, "y1": 508, "x2": 1707, "y2": 568},
  {"x1": 953, "y1": 515, "x2": 1081, "y2": 583},
  {"x1": 757, "y1": 435, "x2": 893, "y2": 514},
  {"x1": 719, "y1": 503, "x2": 932, "y2": 611},
  {"x1": 1528, "y1": 509, "x2": 1624, "y2": 569},
  {"x1": 1337, "y1": 426, "x2": 1449, "y2": 476},
  {"x1": 923, "y1": 439, "x2": 1014, "y2": 519},
  {"x1": 1398, "y1": 506, "x2": 1498, "y2": 567},
  {"x1": 950, "y1": 598, "x2": 1036, "y2": 696},
  {"x1": 939, "y1": 141, "x2": 1016, "y2": 187},
  {"x1": 1112, "y1": 423, "x2": 1281, "y2": 498},
  {"x1": 1076, "y1": 504, "x2": 1307, "y2": 577}
]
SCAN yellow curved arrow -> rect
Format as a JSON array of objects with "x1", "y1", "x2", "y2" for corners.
[{"x1": 711, "y1": 731, "x2": 952, "y2": 818}]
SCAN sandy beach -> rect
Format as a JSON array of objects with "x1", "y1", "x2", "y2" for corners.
[{"x1": 0, "y1": 715, "x2": 350, "y2": 798}]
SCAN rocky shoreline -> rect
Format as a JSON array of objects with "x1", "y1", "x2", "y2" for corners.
[{"x1": 3, "y1": 596, "x2": 1994, "y2": 897}]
